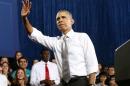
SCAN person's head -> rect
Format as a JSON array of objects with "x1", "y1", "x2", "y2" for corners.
[
  {"x1": 109, "y1": 75, "x2": 118, "y2": 86},
  {"x1": 18, "y1": 57, "x2": 28, "y2": 69},
  {"x1": 108, "y1": 66, "x2": 115, "y2": 76},
  {"x1": 15, "y1": 51, "x2": 23, "y2": 61},
  {"x1": 98, "y1": 63, "x2": 105, "y2": 73},
  {"x1": 0, "y1": 56, "x2": 9, "y2": 64},
  {"x1": 99, "y1": 72, "x2": 108, "y2": 83},
  {"x1": 16, "y1": 68, "x2": 27, "y2": 80},
  {"x1": 2, "y1": 62, "x2": 10, "y2": 74},
  {"x1": 14, "y1": 68, "x2": 27, "y2": 85},
  {"x1": 56, "y1": 10, "x2": 74, "y2": 34},
  {"x1": 40, "y1": 49, "x2": 50, "y2": 62}
]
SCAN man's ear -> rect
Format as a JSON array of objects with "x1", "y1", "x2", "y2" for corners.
[{"x1": 71, "y1": 18, "x2": 75, "y2": 25}]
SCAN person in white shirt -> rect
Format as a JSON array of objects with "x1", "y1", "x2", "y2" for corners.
[
  {"x1": 0, "y1": 73, "x2": 8, "y2": 86},
  {"x1": 30, "y1": 49, "x2": 60, "y2": 86},
  {"x1": 21, "y1": 0, "x2": 99, "y2": 86}
]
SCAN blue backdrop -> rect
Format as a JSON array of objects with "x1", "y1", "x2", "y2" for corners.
[
  {"x1": 0, "y1": 0, "x2": 130, "y2": 66},
  {"x1": 0, "y1": 0, "x2": 20, "y2": 56}
]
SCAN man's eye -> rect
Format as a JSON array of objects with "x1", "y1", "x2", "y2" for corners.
[
  {"x1": 62, "y1": 16, "x2": 66, "y2": 18},
  {"x1": 56, "y1": 17, "x2": 60, "y2": 21}
]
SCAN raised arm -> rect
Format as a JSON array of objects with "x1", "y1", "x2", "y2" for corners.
[{"x1": 21, "y1": 0, "x2": 33, "y2": 35}]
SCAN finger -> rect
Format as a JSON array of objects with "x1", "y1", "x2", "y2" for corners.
[
  {"x1": 22, "y1": 0, "x2": 26, "y2": 8},
  {"x1": 26, "y1": 0, "x2": 31, "y2": 9},
  {"x1": 25, "y1": 0, "x2": 28, "y2": 4},
  {"x1": 27, "y1": 0, "x2": 29, "y2": 6},
  {"x1": 29, "y1": 2, "x2": 32, "y2": 10},
  {"x1": 24, "y1": 0, "x2": 28, "y2": 7},
  {"x1": 27, "y1": 0, "x2": 30, "y2": 9}
]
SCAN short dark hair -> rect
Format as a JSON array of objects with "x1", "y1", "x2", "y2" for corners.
[
  {"x1": 40, "y1": 47, "x2": 50, "y2": 54},
  {"x1": 99, "y1": 72, "x2": 108, "y2": 77},
  {"x1": 18, "y1": 56, "x2": 28, "y2": 63},
  {"x1": 57, "y1": 9, "x2": 73, "y2": 18}
]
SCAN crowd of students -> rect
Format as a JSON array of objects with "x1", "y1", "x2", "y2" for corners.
[{"x1": 0, "y1": 51, "x2": 118, "y2": 86}]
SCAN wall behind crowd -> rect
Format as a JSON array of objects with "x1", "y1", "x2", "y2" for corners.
[
  {"x1": 0, "y1": 0, "x2": 130, "y2": 66},
  {"x1": 0, "y1": 0, "x2": 20, "y2": 56}
]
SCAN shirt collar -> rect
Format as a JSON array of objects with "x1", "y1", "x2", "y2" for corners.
[
  {"x1": 62, "y1": 29, "x2": 74, "y2": 38},
  {"x1": 41, "y1": 60, "x2": 50, "y2": 64}
]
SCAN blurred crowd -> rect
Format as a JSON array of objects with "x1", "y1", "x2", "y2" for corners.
[{"x1": 0, "y1": 51, "x2": 118, "y2": 86}]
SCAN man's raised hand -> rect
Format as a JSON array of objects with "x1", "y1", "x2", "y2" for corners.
[{"x1": 21, "y1": 0, "x2": 32, "y2": 17}]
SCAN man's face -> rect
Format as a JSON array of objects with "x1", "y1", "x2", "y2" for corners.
[
  {"x1": 56, "y1": 11, "x2": 74, "y2": 33},
  {"x1": 19, "y1": 59, "x2": 28, "y2": 69},
  {"x1": 41, "y1": 50, "x2": 50, "y2": 62}
]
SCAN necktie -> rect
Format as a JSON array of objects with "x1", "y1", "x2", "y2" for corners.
[
  {"x1": 45, "y1": 63, "x2": 50, "y2": 80},
  {"x1": 62, "y1": 36, "x2": 71, "y2": 83}
]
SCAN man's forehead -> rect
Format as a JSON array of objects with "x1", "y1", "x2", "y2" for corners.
[
  {"x1": 56, "y1": 11, "x2": 71, "y2": 18},
  {"x1": 42, "y1": 50, "x2": 49, "y2": 53}
]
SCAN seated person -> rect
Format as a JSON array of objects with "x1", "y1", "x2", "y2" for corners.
[
  {"x1": 11, "y1": 68, "x2": 30, "y2": 86},
  {"x1": 96, "y1": 72, "x2": 108, "y2": 86},
  {"x1": 11, "y1": 51, "x2": 23, "y2": 71},
  {"x1": 30, "y1": 49, "x2": 60, "y2": 86},
  {"x1": 11, "y1": 57, "x2": 30, "y2": 80}
]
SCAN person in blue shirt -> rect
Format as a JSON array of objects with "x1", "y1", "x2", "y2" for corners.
[{"x1": 11, "y1": 57, "x2": 30, "y2": 81}]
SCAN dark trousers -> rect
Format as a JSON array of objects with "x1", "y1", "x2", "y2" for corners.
[{"x1": 59, "y1": 76, "x2": 88, "y2": 86}]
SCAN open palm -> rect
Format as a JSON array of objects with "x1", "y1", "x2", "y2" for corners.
[{"x1": 21, "y1": 0, "x2": 31, "y2": 17}]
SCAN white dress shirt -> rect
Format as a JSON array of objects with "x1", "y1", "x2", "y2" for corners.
[
  {"x1": 0, "y1": 74, "x2": 8, "y2": 86},
  {"x1": 30, "y1": 61, "x2": 60, "y2": 86},
  {"x1": 29, "y1": 27, "x2": 98, "y2": 78}
]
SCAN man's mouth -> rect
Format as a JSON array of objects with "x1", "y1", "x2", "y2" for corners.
[{"x1": 59, "y1": 24, "x2": 65, "y2": 26}]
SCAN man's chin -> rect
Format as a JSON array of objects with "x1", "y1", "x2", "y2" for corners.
[{"x1": 58, "y1": 27, "x2": 66, "y2": 32}]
